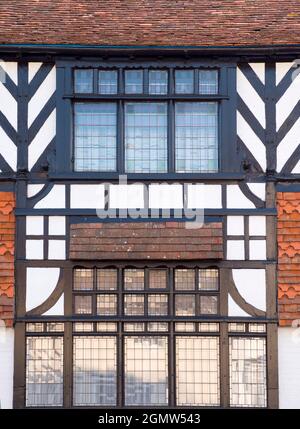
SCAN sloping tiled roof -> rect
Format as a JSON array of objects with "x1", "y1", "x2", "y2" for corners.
[{"x1": 0, "y1": 1, "x2": 300, "y2": 47}]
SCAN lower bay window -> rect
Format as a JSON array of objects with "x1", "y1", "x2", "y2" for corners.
[{"x1": 24, "y1": 266, "x2": 268, "y2": 408}]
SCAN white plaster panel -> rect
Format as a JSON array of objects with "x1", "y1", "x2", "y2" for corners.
[
  {"x1": 2, "y1": 62, "x2": 18, "y2": 85},
  {"x1": 227, "y1": 240, "x2": 245, "y2": 260},
  {"x1": 249, "y1": 240, "x2": 267, "y2": 260},
  {"x1": 249, "y1": 216, "x2": 266, "y2": 236},
  {"x1": 48, "y1": 240, "x2": 66, "y2": 260},
  {"x1": 0, "y1": 327, "x2": 14, "y2": 408},
  {"x1": 28, "y1": 66, "x2": 56, "y2": 127},
  {"x1": 249, "y1": 63, "x2": 265, "y2": 84},
  {"x1": 187, "y1": 184, "x2": 222, "y2": 208},
  {"x1": 27, "y1": 184, "x2": 44, "y2": 198},
  {"x1": 228, "y1": 295, "x2": 251, "y2": 317},
  {"x1": 237, "y1": 112, "x2": 266, "y2": 171},
  {"x1": 292, "y1": 159, "x2": 300, "y2": 174},
  {"x1": 28, "y1": 109, "x2": 56, "y2": 170},
  {"x1": 149, "y1": 184, "x2": 183, "y2": 208},
  {"x1": 0, "y1": 82, "x2": 17, "y2": 130},
  {"x1": 48, "y1": 216, "x2": 66, "y2": 235},
  {"x1": 247, "y1": 183, "x2": 266, "y2": 201},
  {"x1": 109, "y1": 184, "x2": 144, "y2": 209},
  {"x1": 279, "y1": 327, "x2": 300, "y2": 409},
  {"x1": 277, "y1": 117, "x2": 300, "y2": 172},
  {"x1": 26, "y1": 267, "x2": 60, "y2": 311},
  {"x1": 276, "y1": 62, "x2": 294, "y2": 85},
  {"x1": 28, "y1": 62, "x2": 43, "y2": 83},
  {"x1": 277, "y1": 68, "x2": 300, "y2": 130},
  {"x1": 34, "y1": 185, "x2": 65, "y2": 209},
  {"x1": 26, "y1": 240, "x2": 44, "y2": 260},
  {"x1": 70, "y1": 184, "x2": 105, "y2": 209},
  {"x1": 0, "y1": 126, "x2": 17, "y2": 170},
  {"x1": 227, "y1": 216, "x2": 244, "y2": 235},
  {"x1": 227, "y1": 185, "x2": 255, "y2": 209},
  {"x1": 237, "y1": 68, "x2": 265, "y2": 128},
  {"x1": 43, "y1": 295, "x2": 64, "y2": 316},
  {"x1": 26, "y1": 216, "x2": 44, "y2": 235},
  {"x1": 232, "y1": 269, "x2": 266, "y2": 311}
]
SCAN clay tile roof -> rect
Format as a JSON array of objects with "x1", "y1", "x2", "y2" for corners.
[{"x1": 0, "y1": 1, "x2": 300, "y2": 47}]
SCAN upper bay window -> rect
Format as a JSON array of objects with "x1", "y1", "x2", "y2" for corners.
[{"x1": 73, "y1": 67, "x2": 220, "y2": 174}]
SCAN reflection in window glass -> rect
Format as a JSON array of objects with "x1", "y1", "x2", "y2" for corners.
[
  {"x1": 124, "y1": 294, "x2": 145, "y2": 316},
  {"x1": 199, "y1": 296, "x2": 218, "y2": 315},
  {"x1": 229, "y1": 337, "x2": 267, "y2": 408},
  {"x1": 199, "y1": 70, "x2": 218, "y2": 94},
  {"x1": 176, "y1": 336, "x2": 220, "y2": 406},
  {"x1": 97, "y1": 294, "x2": 117, "y2": 316},
  {"x1": 74, "y1": 269, "x2": 93, "y2": 290},
  {"x1": 175, "y1": 294, "x2": 195, "y2": 316},
  {"x1": 73, "y1": 336, "x2": 117, "y2": 406},
  {"x1": 175, "y1": 102, "x2": 218, "y2": 173},
  {"x1": 198, "y1": 269, "x2": 219, "y2": 290},
  {"x1": 149, "y1": 70, "x2": 168, "y2": 94},
  {"x1": 175, "y1": 322, "x2": 196, "y2": 332},
  {"x1": 74, "y1": 295, "x2": 92, "y2": 314},
  {"x1": 124, "y1": 269, "x2": 144, "y2": 290},
  {"x1": 147, "y1": 322, "x2": 169, "y2": 332},
  {"x1": 149, "y1": 269, "x2": 168, "y2": 289},
  {"x1": 97, "y1": 322, "x2": 118, "y2": 332},
  {"x1": 175, "y1": 269, "x2": 195, "y2": 290},
  {"x1": 148, "y1": 294, "x2": 168, "y2": 316},
  {"x1": 97, "y1": 269, "x2": 118, "y2": 290},
  {"x1": 124, "y1": 323, "x2": 145, "y2": 332},
  {"x1": 74, "y1": 69, "x2": 93, "y2": 93},
  {"x1": 125, "y1": 103, "x2": 168, "y2": 173},
  {"x1": 175, "y1": 70, "x2": 194, "y2": 94},
  {"x1": 74, "y1": 103, "x2": 117, "y2": 172},
  {"x1": 98, "y1": 70, "x2": 118, "y2": 94},
  {"x1": 125, "y1": 336, "x2": 168, "y2": 406},
  {"x1": 125, "y1": 70, "x2": 143, "y2": 94},
  {"x1": 26, "y1": 337, "x2": 63, "y2": 407}
]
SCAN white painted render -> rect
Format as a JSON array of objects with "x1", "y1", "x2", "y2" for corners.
[
  {"x1": 149, "y1": 184, "x2": 183, "y2": 208},
  {"x1": 249, "y1": 216, "x2": 266, "y2": 236},
  {"x1": 232, "y1": 269, "x2": 266, "y2": 311},
  {"x1": 277, "y1": 117, "x2": 300, "y2": 172},
  {"x1": 28, "y1": 62, "x2": 43, "y2": 83},
  {"x1": 48, "y1": 240, "x2": 66, "y2": 260},
  {"x1": 226, "y1": 240, "x2": 245, "y2": 260},
  {"x1": 276, "y1": 62, "x2": 294, "y2": 85},
  {"x1": 26, "y1": 239, "x2": 44, "y2": 260},
  {"x1": 247, "y1": 183, "x2": 266, "y2": 201},
  {"x1": 187, "y1": 184, "x2": 222, "y2": 208},
  {"x1": 109, "y1": 184, "x2": 144, "y2": 209},
  {"x1": 0, "y1": 327, "x2": 14, "y2": 409},
  {"x1": 70, "y1": 184, "x2": 105, "y2": 209},
  {"x1": 276, "y1": 66, "x2": 300, "y2": 130},
  {"x1": 0, "y1": 126, "x2": 17, "y2": 171},
  {"x1": 27, "y1": 183, "x2": 44, "y2": 198},
  {"x1": 26, "y1": 267, "x2": 60, "y2": 312},
  {"x1": 249, "y1": 240, "x2": 266, "y2": 260},
  {"x1": 227, "y1": 185, "x2": 255, "y2": 208},
  {"x1": 48, "y1": 216, "x2": 66, "y2": 235},
  {"x1": 279, "y1": 327, "x2": 300, "y2": 409},
  {"x1": 43, "y1": 295, "x2": 64, "y2": 316},
  {"x1": 1, "y1": 62, "x2": 18, "y2": 85},
  {"x1": 227, "y1": 216, "x2": 244, "y2": 235},
  {"x1": 249, "y1": 63, "x2": 265, "y2": 84},
  {"x1": 34, "y1": 184, "x2": 65, "y2": 208},
  {"x1": 26, "y1": 216, "x2": 44, "y2": 235},
  {"x1": 0, "y1": 81, "x2": 18, "y2": 130},
  {"x1": 228, "y1": 295, "x2": 251, "y2": 317}
]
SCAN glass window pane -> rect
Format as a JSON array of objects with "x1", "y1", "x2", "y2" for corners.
[
  {"x1": 125, "y1": 336, "x2": 168, "y2": 406},
  {"x1": 148, "y1": 294, "x2": 168, "y2": 316},
  {"x1": 149, "y1": 70, "x2": 168, "y2": 94},
  {"x1": 74, "y1": 69, "x2": 93, "y2": 93},
  {"x1": 147, "y1": 322, "x2": 169, "y2": 332},
  {"x1": 96, "y1": 322, "x2": 118, "y2": 332},
  {"x1": 149, "y1": 269, "x2": 168, "y2": 289},
  {"x1": 26, "y1": 337, "x2": 63, "y2": 407},
  {"x1": 199, "y1": 296, "x2": 218, "y2": 315},
  {"x1": 198, "y1": 323, "x2": 219, "y2": 332},
  {"x1": 175, "y1": 102, "x2": 218, "y2": 173},
  {"x1": 125, "y1": 70, "x2": 143, "y2": 94},
  {"x1": 198, "y1": 269, "x2": 219, "y2": 290},
  {"x1": 74, "y1": 102, "x2": 117, "y2": 172},
  {"x1": 73, "y1": 336, "x2": 117, "y2": 406},
  {"x1": 73, "y1": 322, "x2": 94, "y2": 332},
  {"x1": 124, "y1": 323, "x2": 145, "y2": 332},
  {"x1": 124, "y1": 269, "x2": 144, "y2": 290},
  {"x1": 175, "y1": 269, "x2": 195, "y2": 290},
  {"x1": 97, "y1": 269, "x2": 118, "y2": 290},
  {"x1": 228, "y1": 323, "x2": 246, "y2": 333},
  {"x1": 175, "y1": 322, "x2": 196, "y2": 332},
  {"x1": 199, "y1": 70, "x2": 218, "y2": 94},
  {"x1": 74, "y1": 295, "x2": 92, "y2": 314},
  {"x1": 249, "y1": 323, "x2": 266, "y2": 333},
  {"x1": 74, "y1": 269, "x2": 93, "y2": 290},
  {"x1": 98, "y1": 70, "x2": 118, "y2": 94},
  {"x1": 175, "y1": 70, "x2": 194, "y2": 94},
  {"x1": 97, "y1": 294, "x2": 117, "y2": 316},
  {"x1": 175, "y1": 294, "x2": 195, "y2": 316},
  {"x1": 125, "y1": 102, "x2": 168, "y2": 173},
  {"x1": 46, "y1": 323, "x2": 64, "y2": 333},
  {"x1": 229, "y1": 337, "x2": 267, "y2": 408},
  {"x1": 176, "y1": 336, "x2": 220, "y2": 406},
  {"x1": 124, "y1": 294, "x2": 144, "y2": 316},
  {"x1": 26, "y1": 323, "x2": 44, "y2": 333}
]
